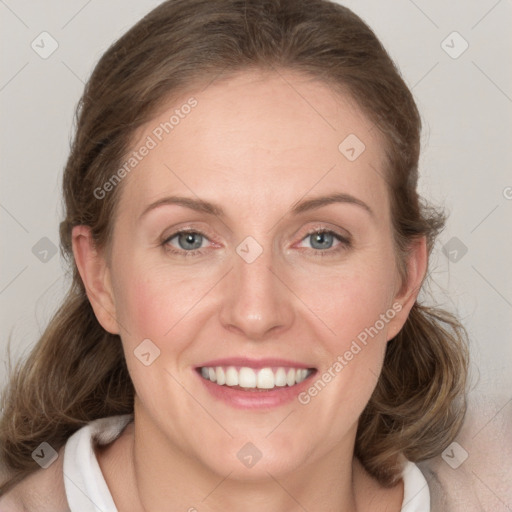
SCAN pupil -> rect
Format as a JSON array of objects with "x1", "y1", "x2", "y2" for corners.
[
  {"x1": 312, "y1": 232, "x2": 332, "y2": 249},
  {"x1": 180, "y1": 232, "x2": 202, "y2": 250}
]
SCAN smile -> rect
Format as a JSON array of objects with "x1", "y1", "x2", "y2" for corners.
[{"x1": 199, "y1": 366, "x2": 315, "y2": 390}]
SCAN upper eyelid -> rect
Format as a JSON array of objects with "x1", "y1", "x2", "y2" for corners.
[
  {"x1": 292, "y1": 224, "x2": 352, "y2": 245},
  {"x1": 298, "y1": 229, "x2": 349, "y2": 242},
  {"x1": 162, "y1": 225, "x2": 216, "y2": 241}
]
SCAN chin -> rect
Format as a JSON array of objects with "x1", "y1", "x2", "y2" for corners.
[{"x1": 196, "y1": 438, "x2": 309, "y2": 482}]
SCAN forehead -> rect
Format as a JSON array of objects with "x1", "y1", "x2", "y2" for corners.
[{"x1": 117, "y1": 69, "x2": 390, "y2": 220}]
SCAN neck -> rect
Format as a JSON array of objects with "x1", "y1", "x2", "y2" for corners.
[{"x1": 131, "y1": 404, "x2": 361, "y2": 512}]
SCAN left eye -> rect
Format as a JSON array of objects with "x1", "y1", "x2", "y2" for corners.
[{"x1": 298, "y1": 230, "x2": 344, "y2": 251}]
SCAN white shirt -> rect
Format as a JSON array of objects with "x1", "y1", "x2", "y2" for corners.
[{"x1": 63, "y1": 415, "x2": 431, "y2": 511}]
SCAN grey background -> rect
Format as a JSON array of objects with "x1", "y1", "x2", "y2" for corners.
[{"x1": 1, "y1": 0, "x2": 511, "y2": 468}]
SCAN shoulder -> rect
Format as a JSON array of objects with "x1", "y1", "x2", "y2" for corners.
[
  {"x1": 419, "y1": 393, "x2": 512, "y2": 511},
  {"x1": 0, "y1": 414, "x2": 133, "y2": 512},
  {"x1": 0, "y1": 445, "x2": 69, "y2": 512}
]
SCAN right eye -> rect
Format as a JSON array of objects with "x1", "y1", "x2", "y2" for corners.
[{"x1": 162, "y1": 229, "x2": 212, "y2": 257}]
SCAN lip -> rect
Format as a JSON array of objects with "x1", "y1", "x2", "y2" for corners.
[
  {"x1": 194, "y1": 359, "x2": 317, "y2": 409},
  {"x1": 195, "y1": 357, "x2": 313, "y2": 370}
]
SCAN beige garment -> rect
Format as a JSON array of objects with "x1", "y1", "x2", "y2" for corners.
[{"x1": 419, "y1": 392, "x2": 512, "y2": 512}]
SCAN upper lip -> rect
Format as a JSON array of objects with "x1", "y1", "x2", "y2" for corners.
[{"x1": 196, "y1": 357, "x2": 315, "y2": 369}]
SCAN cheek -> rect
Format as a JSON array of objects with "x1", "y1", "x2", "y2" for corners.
[
  {"x1": 293, "y1": 250, "x2": 399, "y2": 343},
  {"x1": 114, "y1": 272, "x2": 191, "y2": 344},
  {"x1": 295, "y1": 270, "x2": 395, "y2": 428},
  {"x1": 291, "y1": 246, "x2": 398, "y2": 408},
  {"x1": 111, "y1": 268, "x2": 200, "y2": 414},
  {"x1": 113, "y1": 240, "x2": 399, "y2": 348},
  {"x1": 114, "y1": 275, "x2": 164, "y2": 341}
]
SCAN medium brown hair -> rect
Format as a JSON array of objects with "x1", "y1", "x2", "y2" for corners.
[{"x1": 0, "y1": 0, "x2": 469, "y2": 494}]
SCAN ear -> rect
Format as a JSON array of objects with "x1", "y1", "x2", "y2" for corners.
[
  {"x1": 71, "y1": 225, "x2": 119, "y2": 335},
  {"x1": 386, "y1": 235, "x2": 428, "y2": 341}
]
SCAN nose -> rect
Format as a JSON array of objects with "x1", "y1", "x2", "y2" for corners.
[{"x1": 218, "y1": 241, "x2": 295, "y2": 341}]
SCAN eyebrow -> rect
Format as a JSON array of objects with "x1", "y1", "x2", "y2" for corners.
[
  {"x1": 139, "y1": 192, "x2": 374, "y2": 220},
  {"x1": 290, "y1": 193, "x2": 374, "y2": 218}
]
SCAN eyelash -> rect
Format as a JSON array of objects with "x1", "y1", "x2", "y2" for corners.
[{"x1": 161, "y1": 227, "x2": 351, "y2": 258}]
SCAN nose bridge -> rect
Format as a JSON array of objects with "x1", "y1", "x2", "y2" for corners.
[{"x1": 219, "y1": 235, "x2": 293, "y2": 339}]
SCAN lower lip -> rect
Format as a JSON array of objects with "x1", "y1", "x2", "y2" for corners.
[{"x1": 196, "y1": 369, "x2": 316, "y2": 409}]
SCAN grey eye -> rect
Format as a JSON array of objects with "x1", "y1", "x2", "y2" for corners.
[
  {"x1": 309, "y1": 231, "x2": 335, "y2": 250},
  {"x1": 176, "y1": 232, "x2": 204, "y2": 250}
]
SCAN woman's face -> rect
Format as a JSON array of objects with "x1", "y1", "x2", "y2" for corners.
[{"x1": 85, "y1": 70, "x2": 423, "y2": 479}]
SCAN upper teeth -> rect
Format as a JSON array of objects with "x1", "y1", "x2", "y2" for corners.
[{"x1": 200, "y1": 366, "x2": 311, "y2": 389}]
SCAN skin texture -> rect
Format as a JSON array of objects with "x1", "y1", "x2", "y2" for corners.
[{"x1": 71, "y1": 69, "x2": 427, "y2": 511}]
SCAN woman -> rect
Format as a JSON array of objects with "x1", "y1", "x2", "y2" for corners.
[{"x1": 0, "y1": 0, "x2": 469, "y2": 510}]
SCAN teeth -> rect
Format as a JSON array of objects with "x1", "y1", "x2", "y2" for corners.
[
  {"x1": 275, "y1": 367, "x2": 287, "y2": 387},
  {"x1": 199, "y1": 365, "x2": 312, "y2": 390},
  {"x1": 296, "y1": 369, "x2": 308, "y2": 384},
  {"x1": 239, "y1": 367, "x2": 256, "y2": 388},
  {"x1": 257, "y1": 368, "x2": 275, "y2": 389},
  {"x1": 216, "y1": 366, "x2": 226, "y2": 385},
  {"x1": 225, "y1": 367, "x2": 238, "y2": 386}
]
